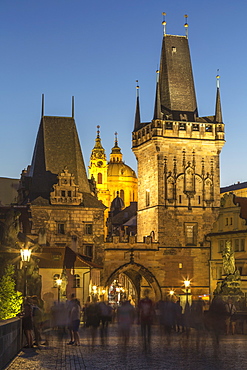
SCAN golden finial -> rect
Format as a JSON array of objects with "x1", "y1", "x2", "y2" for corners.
[
  {"x1": 162, "y1": 12, "x2": 167, "y2": 35},
  {"x1": 184, "y1": 14, "x2": 188, "y2": 38},
  {"x1": 136, "y1": 80, "x2": 139, "y2": 89},
  {"x1": 156, "y1": 70, "x2": 160, "y2": 83},
  {"x1": 216, "y1": 70, "x2": 220, "y2": 88}
]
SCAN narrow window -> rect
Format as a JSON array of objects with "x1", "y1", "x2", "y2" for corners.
[
  {"x1": 85, "y1": 224, "x2": 93, "y2": 235},
  {"x1": 120, "y1": 189, "x2": 124, "y2": 203},
  {"x1": 198, "y1": 196, "x2": 201, "y2": 204},
  {"x1": 61, "y1": 190, "x2": 66, "y2": 197},
  {"x1": 234, "y1": 239, "x2": 239, "y2": 252},
  {"x1": 241, "y1": 239, "x2": 245, "y2": 251},
  {"x1": 185, "y1": 223, "x2": 197, "y2": 245},
  {"x1": 225, "y1": 218, "x2": 228, "y2": 226},
  {"x1": 73, "y1": 274, "x2": 80, "y2": 288},
  {"x1": 98, "y1": 173, "x2": 102, "y2": 184},
  {"x1": 57, "y1": 223, "x2": 65, "y2": 234},
  {"x1": 219, "y1": 240, "x2": 224, "y2": 252},
  {"x1": 85, "y1": 245, "x2": 93, "y2": 257},
  {"x1": 146, "y1": 190, "x2": 150, "y2": 207},
  {"x1": 179, "y1": 195, "x2": 182, "y2": 204},
  {"x1": 68, "y1": 190, "x2": 71, "y2": 197}
]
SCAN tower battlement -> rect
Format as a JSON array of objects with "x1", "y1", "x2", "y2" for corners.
[{"x1": 132, "y1": 119, "x2": 225, "y2": 148}]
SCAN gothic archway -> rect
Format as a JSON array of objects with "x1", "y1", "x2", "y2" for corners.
[{"x1": 104, "y1": 261, "x2": 162, "y2": 304}]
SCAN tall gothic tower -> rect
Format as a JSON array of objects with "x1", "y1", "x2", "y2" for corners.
[{"x1": 132, "y1": 21, "x2": 225, "y2": 253}]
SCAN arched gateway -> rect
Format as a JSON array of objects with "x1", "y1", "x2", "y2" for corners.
[{"x1": 103, "y1": 261, "x2": 162, "y2": 305}]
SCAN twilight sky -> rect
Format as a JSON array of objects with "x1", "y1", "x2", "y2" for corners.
[{"x1": 0, "y1": 0, "x2": 246, "y2": 187}]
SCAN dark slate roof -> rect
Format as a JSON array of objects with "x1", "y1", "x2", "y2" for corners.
[
  {"x1": 159, "y1": 35, "x2": 198, "y2": 121},
  {"x1": 29, "y1": 116, "x2": 90, "y2": 201},
  {"x1": 220, "y1": 182, "x2": 247, "y2": 194},
  {"x1": 0, "y1": 177, "x2": 19, "y2": 205},
  {"x1": 111, "y1": 201, "x2": 137, "y2": 225}
]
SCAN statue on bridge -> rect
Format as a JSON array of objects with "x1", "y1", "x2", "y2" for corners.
[{"x1": 214, "y1": 240, "x2": 243, "y2": 300}]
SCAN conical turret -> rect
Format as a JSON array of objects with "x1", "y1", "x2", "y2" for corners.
[
  {"x1": 134, "y1": 82, "x2": 141, "y2": 131},
  {"x1": 153, "y1": 70, "x2": 163, "y2": 120},
  {"x1": 215, "y1": 75, "x2": 223, "y2": 123}
]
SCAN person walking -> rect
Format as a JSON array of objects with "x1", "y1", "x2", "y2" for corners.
[
  {"x1": 98, "y1": 296, "x2": 113, "y2": 345},
  {"x1": 225, "y1": 298, "x2": 237, "y2": 335},
  {"x1": 117, "y1": 300, "x2": 135, "y2": 347},
  {"x1": 138, "y1": 290, "x2": 154, "y2": 351},
  {"x1": 71, "y1": 299, "x2": 81, "y2": 346}
]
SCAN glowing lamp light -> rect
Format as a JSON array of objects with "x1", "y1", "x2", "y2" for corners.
[
  {"x1": 169, "y1": 290, "x2": 175, "y2": 296},
  {"x1": 56, "y1": 278, "x2": 62, "y2": 287},
  {"x1": 184, "y1": 279, "x2": 191, "y2": 289},
  {"x1": 102, "y1": 289, "x2": 106, "y2": 294},
  {"x1": 20, "y1": 248, "x2": 31, "y2": 262},
  {"x1": 92, "y1": 285, "x2": 97, "y2": 292}
]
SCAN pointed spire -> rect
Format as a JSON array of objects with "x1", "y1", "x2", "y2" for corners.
[
  {"x1": 162, "y1": 12, "x2": 167, "y2": 36},
  {"x1": 215, "y1": 74, "x2": 223, "y2": 123},
  {"x1": 114, "y1": 131, "x2": 118, "y2": 147},
  {"x1": 72, "y1": 96, "x2": 74, "y2": 118},
  {"x1": 153, "y1": 70, "x2": 162, "y2": 120},
  {"x1": 134, "y1": 80, "x2": 141, "y2": 131},
  {"x1": 110, "y1": 132, "x2": 122, "y2": 162},
  {"x1": 41, "y1": 94, "x2": 44, "y2": 117},
  {"x1": 184, "y1": 14, "x2": 188, "y2": 38}
]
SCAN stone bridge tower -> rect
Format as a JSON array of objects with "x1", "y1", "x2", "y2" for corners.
[{"x1": 131, "y1": 19, "x2": 225, "y2": 296}]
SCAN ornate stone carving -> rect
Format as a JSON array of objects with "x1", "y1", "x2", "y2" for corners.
[{"x1": 50, "y1": 167, "x2": 83, "y2": 205}]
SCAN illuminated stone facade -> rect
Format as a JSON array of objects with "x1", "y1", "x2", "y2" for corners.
[
  {"x1": 208, "y1": 193, "x2": 247, "y2": 297},
  {"x1": 89, "y1": 128, "x2": 138, "y2": 210},
  {"x1": 103, "y1": 29, "x2": 225, "y2": 301}
]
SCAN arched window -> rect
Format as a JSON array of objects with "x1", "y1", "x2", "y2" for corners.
[
  {"x1": 98, "y1": 172, "x2": 102, "y2": 184},
  {"x1": 120, "y1": 189, "x2": 124, "y2": 202}
]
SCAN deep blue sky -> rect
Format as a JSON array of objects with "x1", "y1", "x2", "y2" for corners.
[{"x1": 0, "y1": 1, "x2": 246, "y2": 187}]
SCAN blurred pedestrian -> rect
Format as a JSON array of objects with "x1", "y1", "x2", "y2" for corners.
[
  {"x1": 22, "y1": 297, "x2": 33, "y2": 348},
  {"x1": 67, "y1": 293, "x2": 76, "y2": 345},
  {"x1": 31, "y1": 295, "x2": 44, "y2": 347},
  {"x1": 117, "y1": 300, "x2": 135, "y2": 347},
  {"x1": 98, "y1": 296, "x2": 113, "y2": 345},
  {"x1": 138, "y1": 290, "x2": 154, "y2": 351},
  {"x1": 71, "y1": 299, "x2": 81, "y2": 346},
  {"x1": 225, "y1": 298, "x2": 237, "y2": 335},
  {"x1": 85, "y1": 297, "x2": 100, "y2": 348}
]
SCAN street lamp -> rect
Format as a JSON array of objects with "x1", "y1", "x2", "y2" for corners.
[
  {"x1": 56, "y1": 278, "x2": 62, "y2": 302},
  {"x1": 184, "y1": 279, "x2": 191, "y2": 305},
  {"x1": 20, "y1": 247, "x2": 31, "y2": 298},
  {"x1": 169, "y1": 289, "x2": 175, "y2": 297}
]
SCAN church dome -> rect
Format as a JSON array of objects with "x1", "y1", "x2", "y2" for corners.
[
  {"x1": 110, "y1": 192, "x2": 125, "y2": 213},
  {"x1": 107, "y1": 162, "x2": 137, "y2": 178},
  {"x1": 108, "y1": 132, "x2": 137, "y2": 179}
]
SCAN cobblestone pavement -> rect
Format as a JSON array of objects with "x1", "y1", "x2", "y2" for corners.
[{"x1": 5, "y1": 325, "x2": 247, "y2": 370}]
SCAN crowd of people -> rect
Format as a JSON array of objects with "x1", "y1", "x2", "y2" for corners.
[{"x1": 20, "y1": 291, "x2": 239, "y2": 351}]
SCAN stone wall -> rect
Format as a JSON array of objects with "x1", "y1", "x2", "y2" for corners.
[{"x1": 0, "y1": 317, "x2": 22, "y2": 370}]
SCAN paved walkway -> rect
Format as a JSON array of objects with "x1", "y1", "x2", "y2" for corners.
[{"x1": 5, "y1": 325, "x2": 247, "y2": 370}]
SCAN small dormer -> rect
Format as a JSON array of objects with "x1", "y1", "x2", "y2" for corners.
[{"x1": 50, "y1": 167, "x2": 83, "y2": 205}]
